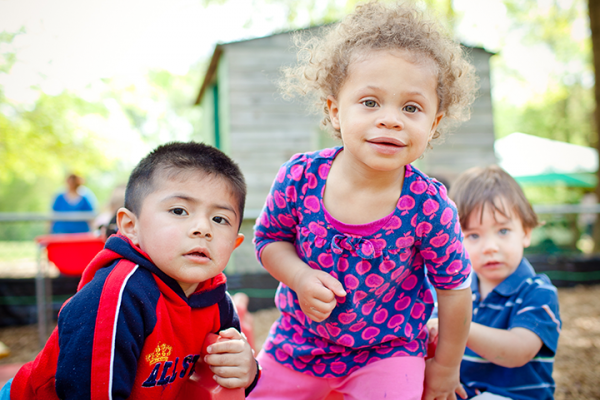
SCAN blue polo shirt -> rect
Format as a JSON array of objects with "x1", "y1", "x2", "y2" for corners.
[{"x1": 461, "y1": 258, "x2": 561, "y2": 400}]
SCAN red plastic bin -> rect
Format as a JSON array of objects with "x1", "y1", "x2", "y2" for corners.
[{"x1": 35, "y1": 233, "x2": 105, "y2": 276}]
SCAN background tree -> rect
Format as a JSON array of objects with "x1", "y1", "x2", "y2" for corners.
[
  {"x1": 497, "y1": 0, "x2": 593, "y2": 145},
  {"x1": 0, "y1": 29, "x2": 202, "y2": 239},
  {"x1": 1, "y1": 0, "x2": 596, "y2": 246},
  {"x1": 0, "y1": 32, "x2": 114, "y2": 210},
  {"x1": 587, "y1": 0, "x2": 600, "y2": 250}
]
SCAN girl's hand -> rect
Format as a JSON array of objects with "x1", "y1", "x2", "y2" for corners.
[
  {"x1": 423, "y1": 358, "x2": 467, "y2": 400},
  {"x1": 292, "y1": 268, "x2": 346, "y2": 322},
  {"x1": 204, "y1": 328, "x2": 257, "y2": 389}
]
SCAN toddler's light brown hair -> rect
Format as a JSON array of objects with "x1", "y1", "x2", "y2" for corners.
[
  {"x1": 449, "y1": 165, "x2": 539, "y2": 231},
  {"x1": 280, "y1": 0, "x2": 478, "y2": 141}
]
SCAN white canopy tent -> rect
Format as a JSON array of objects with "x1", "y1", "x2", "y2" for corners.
[{"x1": 494, "y1": 132, "x2": 598, "y2": 187}]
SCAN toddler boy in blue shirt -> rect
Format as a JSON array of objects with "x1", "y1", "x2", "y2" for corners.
[{"x1": 429, "y1": 165, "x2": 561, "y2": 400}]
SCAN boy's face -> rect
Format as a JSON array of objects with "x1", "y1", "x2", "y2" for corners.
[
  {"x1": 326, "y1": 50, "x2": 444, "y2": 174},
  {"x1": 462, "y1": 201, "x2": 532, "y2": 290},
  {"x1": 118, "y1": 170, "x2": 244, "y2": 296}
]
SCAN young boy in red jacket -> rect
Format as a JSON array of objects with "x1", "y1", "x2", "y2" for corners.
[{"x1": 2, "y1": 142, "x2": 260, "y2": 399}]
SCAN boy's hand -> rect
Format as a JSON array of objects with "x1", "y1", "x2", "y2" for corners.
[
  {"x1": 292, "y1": 267, "x2": 346, "y2": 322},
  {"x1": 204, "y1": 328, "x2": 257, "y2": 389},
  {"x1": 427, "y1": 318, "x2": 439, "y2": 344},
  {"x1": 423, "y1": 358, "x2": 467, "y2": 400}
]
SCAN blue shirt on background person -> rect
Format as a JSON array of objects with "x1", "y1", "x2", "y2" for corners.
[{"x1": 51, "y1": 174, "x2": 96, "y2": 234}]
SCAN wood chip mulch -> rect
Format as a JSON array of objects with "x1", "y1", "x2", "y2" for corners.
[{"x1": 1, "y1": 285, "x2": 598, "y2": 399}]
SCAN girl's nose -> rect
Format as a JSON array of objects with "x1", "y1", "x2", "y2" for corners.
[{"x1": 377, "y1": 107, "x2": 404, "y2": 130}]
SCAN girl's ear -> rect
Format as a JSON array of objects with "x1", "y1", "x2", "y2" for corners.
[
  {"x1": 428, "y1": 112, "x2": 445, "y2": 141},
  {"x1": 327, "y1": 96, "x2": 341, "y2": 130},
  {"x1": 116, "y1": 207, "x2": 140, "y2": 246}
]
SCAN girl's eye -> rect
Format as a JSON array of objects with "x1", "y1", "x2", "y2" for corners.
[
  {"x1": 499, "y1": 228, "x2": 509, "y2": 235},
  {"x1": 171, "y1": 208, "x2": 188, "y2": 216},
  {"x1": 362, "y1": 100, "x2": 378, "y2": 108},
  {"x1": 404, "y1": 105, "x2": 419, "y2": 113},
  {"x1": 213, "y1": 216, "x2": 230, "y2": 225},
  {"x1": 467, "y1": 233, "x2": 479, "y2": 240}
]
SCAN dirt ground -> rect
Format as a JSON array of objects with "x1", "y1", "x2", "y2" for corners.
[{"x1": 1, "y1": 285, "x2": 599, "y2": 399}]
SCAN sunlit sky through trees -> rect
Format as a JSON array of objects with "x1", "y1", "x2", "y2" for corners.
[
  {"x1": 0, "y1": 0, "x2": 592, "y2": 165},
  {"x1": 1, "y1": 0, "x2": 589, "y2": 99}
]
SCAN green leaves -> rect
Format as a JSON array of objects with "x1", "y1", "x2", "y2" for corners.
[{"x1": 0, "y1": 91, "x2": 113, "y2": 184}]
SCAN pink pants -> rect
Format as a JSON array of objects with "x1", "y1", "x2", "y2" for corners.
[{"x1": 248, "y1": 350, "x2": 425, "y2": 400}]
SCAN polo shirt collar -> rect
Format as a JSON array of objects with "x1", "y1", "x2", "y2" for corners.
[{"x1": 471, "y1": 258, "x2": 536, "y2": 297}]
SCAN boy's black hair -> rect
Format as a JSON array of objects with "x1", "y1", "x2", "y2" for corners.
[{"x1": 124, "y1": 141, "x2": 246, "y2": 228}]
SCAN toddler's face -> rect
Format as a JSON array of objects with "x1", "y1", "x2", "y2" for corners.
[
  {"x1": 327, "y1": 49, "x2": 444, "y2": 173},
  {"x1": 121, "y1": 171, "x2": 244, "y2": 296},
  {"x1": 462, "y1": 200, "x2": 531, "y2": 290}
]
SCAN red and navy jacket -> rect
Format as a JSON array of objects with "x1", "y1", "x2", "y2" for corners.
[{"x1": 11, "y1": 233, "x2": 241, "y2": 400}]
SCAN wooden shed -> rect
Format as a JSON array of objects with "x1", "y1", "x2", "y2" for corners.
[{"x1": 195, "y1": 27, "x2": 496, "y2": 273}]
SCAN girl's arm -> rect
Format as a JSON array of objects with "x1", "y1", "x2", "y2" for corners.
[
  {"x1": 261, "y1": 241, "x2": 346, "y2": 322},
  {"x1": 466, "y1": 323, "x2": 542, "y2": 368},
  {"x1": 423, "y1": 287, "x2": 471, "y2": 400}
]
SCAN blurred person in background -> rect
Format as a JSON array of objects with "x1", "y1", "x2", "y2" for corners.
[{"x1": 50, "y1": 173, "x2": 97, "y2": 234}]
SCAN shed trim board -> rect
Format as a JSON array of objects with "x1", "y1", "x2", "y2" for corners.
[{"x1": 195, "y1": 45, "x2": 223, "y2": 105}]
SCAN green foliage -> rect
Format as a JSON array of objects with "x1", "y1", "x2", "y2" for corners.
[
  {"x1": 0, "y1": 29, "x2": 117, "y2": 188},
  {"x1": 492, "y1": 0, "x2": 595, "y2": 208},
  {"x1": 523, "y1": 185, "x2": 589, "y2": 206},
  {"x1": 0, "y1": 27, "x2": 204, "y2": 231},
  {"x1": 0, "y1": 241, "x2": 38, "y2": 263},
  {"x1": 199, "y1": 0, "x2": 228, "y2": 5},
  {"x1": 0, "y1": 31, "x2": 19, "y2": 75},
  {"x1": 0, "y1": 92, "x2": 113, "y2": 183},
  {"x1": 503, "y1": 0, "x2": 590, "y2": 63},
  {"x1": 496, "y1": 0, "x2": 593, "y2": 144},
  {"x1": 495, "y1": 82, "x2": 595, "y2": 146},
  {"x1": 102, "y1": 67, "x2": 203, "y2": 148}
]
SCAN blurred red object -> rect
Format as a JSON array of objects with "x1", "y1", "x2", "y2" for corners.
[
  {"x1": 36, "y1": 233, "x2": 105, "y2": 276},
  {"x1": 232, "y1": 292, "x2": 255, "y2": 350},
  {"x1": 426, "y1": 338, "x2": 437, "y2": 359},
  {"x1": 179, "y1": 333, "x2": 245, "y2": 399}
]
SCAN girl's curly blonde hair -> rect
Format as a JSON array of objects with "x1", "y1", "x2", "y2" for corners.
[{"x1": 280, "y1": 0, "x2": 478, "y2": 141}]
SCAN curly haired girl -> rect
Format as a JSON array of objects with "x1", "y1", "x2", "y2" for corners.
[{"x1": 250, "y1": 2, "x2": 478, "y2": 399}]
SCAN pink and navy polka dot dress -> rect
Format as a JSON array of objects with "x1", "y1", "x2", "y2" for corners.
[{"x1": 254, "y1": 147, "x2": 471, "y2": 378}]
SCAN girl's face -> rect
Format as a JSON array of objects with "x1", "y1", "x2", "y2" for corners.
[{"x1": 327, "y1": 50, "x2": 443, "y2": 175}]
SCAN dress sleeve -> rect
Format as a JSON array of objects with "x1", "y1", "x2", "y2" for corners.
[
  {"x1": 253, "y1": 157, "x2": 304, "y2": 264},
  {"x1": 416, "y1": 180, "x2": 472, "y2": 290},
  {"x1": 510, "y1": 277, "x2": 562, "y2": 353}
]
